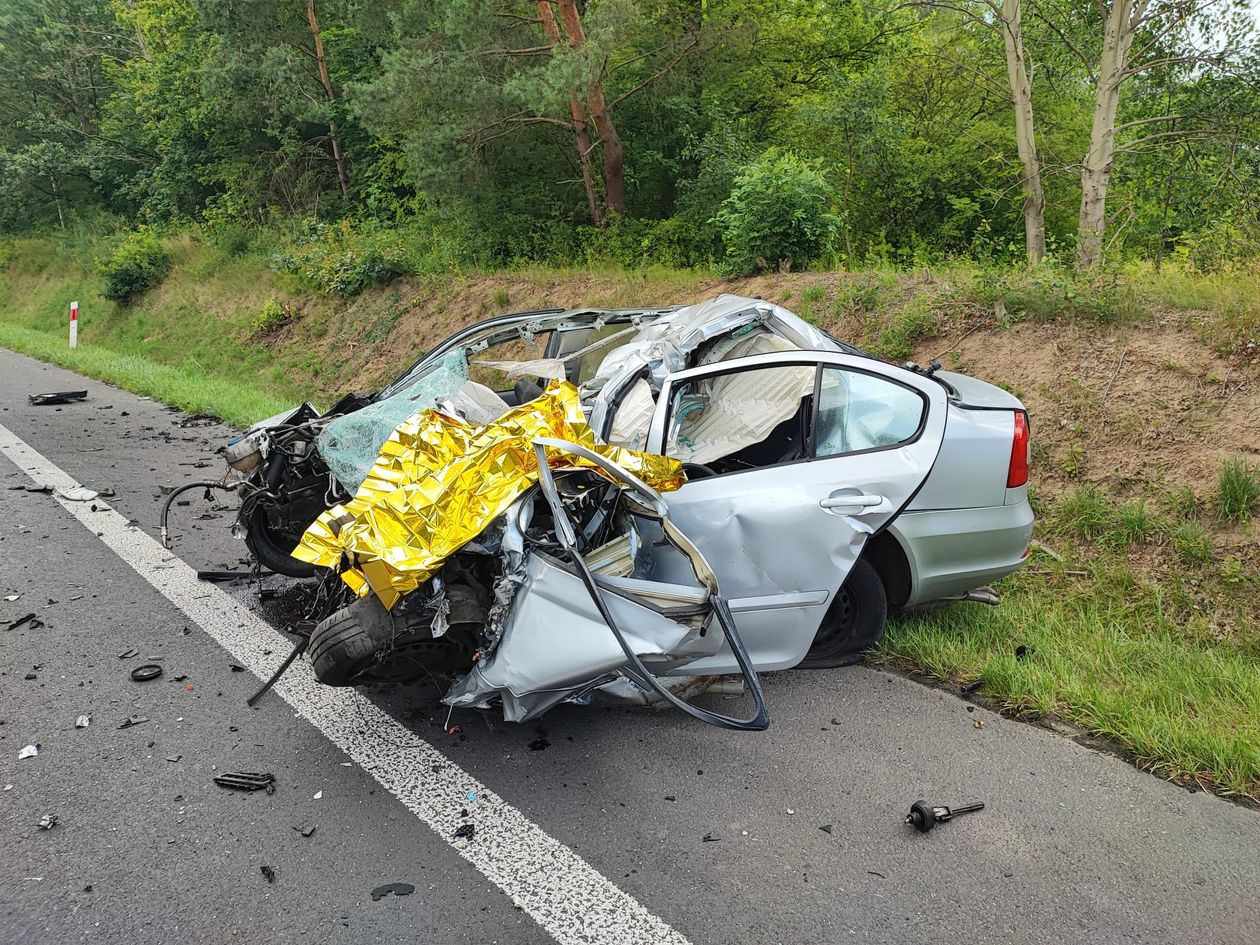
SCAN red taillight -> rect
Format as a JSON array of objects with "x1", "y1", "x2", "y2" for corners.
[{"x1": 1007, "y1": 410, "x2": 1030, "y2": 488}]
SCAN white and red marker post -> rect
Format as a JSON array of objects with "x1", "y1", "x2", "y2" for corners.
[{"x1": 69, "y1": 300, "x2": 78, "y2": 349}]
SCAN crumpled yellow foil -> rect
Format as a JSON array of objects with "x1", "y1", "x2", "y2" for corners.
[{"x1": 293, "y1": 381, "x2": 684, "y2": 608}]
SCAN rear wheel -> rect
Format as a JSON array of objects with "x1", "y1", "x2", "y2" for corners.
[{"x1": 800, "y1": 557, "x2": 888, "y2": 668}]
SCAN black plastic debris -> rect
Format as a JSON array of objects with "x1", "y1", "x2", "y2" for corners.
[
  {"x1": 701, "y1": 832, "x2": 720, "y2": 843},
  {"x1": 197, "y1": 570, "x2": 249, "y2": 583},
  {"x1": 229, "y1": 664, "x2": 246, "y2": 673},
  {"x1": 292, "y1": 823, "x2": 317, "y2": 838},
  {"x1": 1014, "y1": 645, "x2": 1033, "y2": 661},
  {"x1": 29, "y1": 391, "x2": 88, "y2": 406},
  {"x1": 453, "y1": 823, "x2": 476, "y2": 841},
  {"x1": 130, "y1": 664, "x2": 163, "y2": 682},
  {"x1": 118, "y1": 716, "x2": 149, "y2": 729},
  {"x1": 960, "y1": 679, "x2": 984, "y2": 694},
  {"x1": 819, "y1": 824, "x2": 834, "y2": 834},
  {"x1": 260, "y1": 865, "x2": 276, "y2": 884},
  {"x1": 38, "y1": 813, "x2": 59, "y2": 830},
  {"x1": 118, "y1": 647, "x2": 139, "y2": 659},
  {"x1": 214, "y1": 771, "x2": 276, "y2": 794},
  {"x1": 5, "y1": 613, "x2": 42, "y2": 631},
  {"x1": 905, "y1": 799, "x2": 985, "y2": 833},
  {"x1": 527, "y1": 737, "x2": 550, "y2": 751},
  {"x1": 371, "y1": 883, "x2": 415, "y2": 901}
]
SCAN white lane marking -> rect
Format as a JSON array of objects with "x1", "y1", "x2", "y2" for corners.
[{"x1": 0, "y1": 422, "x2": 690, "y2": 945}]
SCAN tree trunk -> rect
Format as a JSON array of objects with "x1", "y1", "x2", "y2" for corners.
[
  {"x1": 537, "y1": 0, "x2": 602, "y2": 225},
  {"x1": 1077, "y1": 0, "x2": 1136, "y2": 269},
  {"x1": 555, "y1": 0, "x2": 626, "y2": 217},
  {"x1": 1000, "y1": 0, "x2": 1046, "y2": 266},
  {"x1": 305, "y1": 0, "x2": 350, "y2": 199}
]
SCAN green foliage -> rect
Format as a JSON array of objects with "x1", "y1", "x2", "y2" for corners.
[
  {"x1": 715, "y1": 151, "x2": 841, "y2": 275},
  {"x1": 1216, "y1": 459, "x2": 1260, "y2": 522},
  {"x1": 1171, "y1": 523, "x2": 1213, "y2": 564},
  {"x1": 976, "y1": 265, "x2": 1142, "y2": 325},
  {"x1": 873, "y1": 295, "x2": 936, "y2": 362},
  {"x1": 252, "y1": 299, "x2": 288, "y2": 334},
  {"x1": 98, "y1": 228, "x2": 172, "y2": 301},
  {"x1": 273, "y1": 220, "x2": 408, "y2": 296}
]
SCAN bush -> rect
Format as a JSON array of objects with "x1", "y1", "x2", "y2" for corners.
[
  {"x1": 273, "y1": 219, "x2": 408, "y2": 296},
  {"x1": 98, "y1": 228, "x2": 172, "y2": 302},
  {"x1": 973, "y1": 264, "x2": 1141, "y2": 325},
  {"x1": 252, "y1": 299, "x2": 289, "y2": 334},
  {"x1": 715, "y1": 150, "x2": 841, "y2": 275}
]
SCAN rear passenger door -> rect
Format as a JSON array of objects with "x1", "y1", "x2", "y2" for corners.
[{"x1": 643, "y1": 351, "x2": 948, "y2": 673}]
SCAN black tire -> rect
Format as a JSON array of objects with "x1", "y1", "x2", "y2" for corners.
[
  {"x1": 244, "y1": 504, "x2": 317, "y2": 578},
  {"x1": 800, "y1": 557, "x2": 888, "y2": 668},
  {"x1": 309, "y1": 594, "x2": 475, "y2": 687}
]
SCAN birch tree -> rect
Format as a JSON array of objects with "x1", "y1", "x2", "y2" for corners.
[
  {"x1": 1065, "y1": 0, "x2": 1252, "y2": 267},
  {"x1": 919, "y1": 0, "x2": 1048, "y2": 264}
]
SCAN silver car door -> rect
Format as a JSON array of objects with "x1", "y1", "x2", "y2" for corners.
[{"x1": 643, "y1": 350, "x2": 949, "y2": 673}]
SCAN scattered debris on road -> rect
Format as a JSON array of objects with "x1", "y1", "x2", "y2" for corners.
[
  {"x1": 75, "y1": 715, "x2": 90, "y2": 728},
  {"x1": 213, "y1": 772, "x2": 276, "y2": 793},
  {"x1": 118, "y1": 716, "x2": 149, "y2": 729},
  {"x1": 130, "y1": 664, "x2": 163, "y2": 682},
  {"x1": 118, "y1": 648, "x2": 139, "y2": 659},
  {"x1": 37, "y1": 814, "x2": 59, "y2": 830},
  {"x1": 370, "y1": 882, "x2": 415, "y2": 901},
  {"x1": 1015, "y1": 644, "x2": 1033, "y2": 661},
  {"x1": 196, "y1": 570, "x2": 251, "y2": 583},
  {"x1": 6, "y1": 613, "x2": 43, "y2": 631},
  {"x1": 260, "y1": 864, "x2": 276, "y2": 883},
  {"x1": 701, "y1": 833, "x2": 720, "y2": 843},
  {"x1": 960, "y1": 679, "x2": 983, "y2": 694},
  {"x1": 819, "y1": 824, "x2": 833, "y2": 834},
  {"x1": 19, "y1": 744, "x2": 39, "y2": 759},
  {"x1": 312, "y1": 790, "x2": 322, "y2": 800},
  {"x1": 905, "y1": 799, "x2": 985, "y2": 833},
  {"x1": 453, "y1": 823, "x2": 476, "y2": 841},
  {"x1": 293, "y1": 823, "x2": 317, "y2": 838},
  {"x1": 57, "y1": 486, "x2": 100, "y2": 502},
  {"x1": 29, "y1": 390, "x2": 88, "y2": 406}
]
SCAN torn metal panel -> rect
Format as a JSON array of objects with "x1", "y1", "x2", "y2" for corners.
[{"x1": 443, "y1": 550, "x2": 720, "y2": 722}]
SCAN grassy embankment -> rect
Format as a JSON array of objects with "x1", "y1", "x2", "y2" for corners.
[{"x1": 1, "y1": 229, "x2": 1258, "y2": 799}]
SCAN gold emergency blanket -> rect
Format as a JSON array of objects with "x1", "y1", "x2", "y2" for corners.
[{"x1": 293, "y1": 381, "x2": 684, "y2": 608}]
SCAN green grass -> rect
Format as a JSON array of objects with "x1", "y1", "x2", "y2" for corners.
[
  {"x1": 0, "y1": 321, "x2": 287, "y2": 427},
  {"x1": 1216, "y1": 458, "x2": 1260, "y2": 522},
  {"x1": 878, "y1": 572, "x2": 1260, "y2": 797},
  {"x1": 878, "y1": 482, "x2": 1260, "y2": 799}
]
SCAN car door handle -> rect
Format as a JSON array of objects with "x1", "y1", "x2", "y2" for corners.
[{"x1": 819, "y1": 493, "x2": 884, "y2": 511}]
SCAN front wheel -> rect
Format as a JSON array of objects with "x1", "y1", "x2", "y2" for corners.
[
  {"x1": 799, "y1": 557, "x2": 888, "y2": 668},
  {"x1": 243, "y1": 503, "x2": 317, "y2": 578}
]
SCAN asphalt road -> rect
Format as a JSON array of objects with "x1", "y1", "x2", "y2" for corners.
[{"x1": 1, "y1": 347, "x2": 1257, "y2": 945}]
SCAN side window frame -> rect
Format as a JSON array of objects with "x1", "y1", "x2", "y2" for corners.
[
  {"x1": 809, "y1": 364, "x2": 929, "y2": 461},
  {"x1": 649, "y1": 353, "x2": 932, "y2": 479}
]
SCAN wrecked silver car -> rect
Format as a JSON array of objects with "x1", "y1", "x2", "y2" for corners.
[{"x1": 219, "y1": 295, "x2": 1034, "y2": 729}]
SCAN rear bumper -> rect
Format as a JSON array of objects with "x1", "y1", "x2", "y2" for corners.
[{"x1": 888, "y1": 500, "x2": 1034, "y2": 606}]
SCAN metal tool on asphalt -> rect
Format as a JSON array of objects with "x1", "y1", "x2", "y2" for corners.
[
  {"x1": 213, "y1": 771, "x2": 276, "y2": 793},
  {"x1": 905, "y1": 799, "x2": 985, "y2": 832}
]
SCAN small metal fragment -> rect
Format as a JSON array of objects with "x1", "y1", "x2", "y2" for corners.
[
  {"x1": 214, "y1": 772, "x2": 276, "y2": 793},
  {"x1": 905, "y1": 799, "x2": 985, "y2": 833},
  {"x1": 130, "y1": 664, "x2": 163, "y2": 682},
  {"x1": 37, "y1": 813, "x2": 59, "y2": 830}
]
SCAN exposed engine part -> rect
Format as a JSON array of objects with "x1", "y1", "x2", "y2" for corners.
[
  {"x1": 224, "y1": 430, "x2": 269, "y2": 472},
  {"x1": 905, "y1": 799, "x2": 985, "y2": 833}
]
